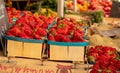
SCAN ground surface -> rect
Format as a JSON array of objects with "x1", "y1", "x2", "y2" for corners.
[{"x1": 0, "y1": 51, "x2": 88, "y2": 73}]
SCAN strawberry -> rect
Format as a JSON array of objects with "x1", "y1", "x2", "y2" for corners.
[
  {"x1": 42, "y1": 23, "x2": 49, "y2": 28},
  {"x1": 33, "y1": 33, "x2": 42, "y2": 40},
  {"x1": 48, "y1": 34, "x2": 55, "y2": 41},
  {"x1": 24, "y1": 29, "x2": 33, "y2": 38},
  {"x1": 7, "y1": 25, "x2": 21, "y2": 37},
  {"x1": 76, "y1": 28, "x2": 84, "y2": 36},
  {"x1": 6, "y1": 32, "x2": 15, "y2": 37},
  {"x1": 36, "y1": 27, "x2": 47, "y2": 36},
  {"x1": 62, "y1": 37, "x2": 71, "y2": 42},
  {"x1": 55, "y1": 34, "x2": 66, "y2": 42},
  {"x1": 49, "y1": 28, "x2": 57, "y2": 36},
  {"x1": 19, "y1": 31, "x2": 31, "y2": 39},
  {"x1": 72, "y1": 31, "x2": 84, "y2": 42},
  {"x1": 37, "y1": 20, "x2": 44, "y2": 27},
  {"x1": 56, "y1": 27, "x2": 68, "y2": 35}
]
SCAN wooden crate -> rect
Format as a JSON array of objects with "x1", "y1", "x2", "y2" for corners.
[
  {"x1": 50, "y1": 45, "x2": 85, "y2": 61},
  {"x1": 7, "y1": 40, "x2": 23, "y2": 56},
  {"x1": 23, "y1": 42, "x2": 43, "y2": 59},
  {"x1": 50, "y1": 45, "x2": 68, "y2": 60},
  {"x1": 68, "y1": 46, "x2": 84, "y2": 61},
  {"x1": 7, "y1": 40, "x2": 43, "y2": 59}
]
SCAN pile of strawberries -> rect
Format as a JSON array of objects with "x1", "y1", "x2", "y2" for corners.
[
  {"x1": 6, "y1": 13, "x2": 54, "y2": 40},
  {"x1": 6, "y1": 7, "x2": 85, "y2": 42},
  {"x1": 6, "y1": 7, "x2": 22, "y2": 24},
  {"x1": 48, "y1": 17, "x2": 85, "y2": 42},
  {"x1": 88, "y1": 45, "x2": 120, "y2": 73},
  {"x1": 99, "y1": 0, "x2": 112, "y2": 17}
]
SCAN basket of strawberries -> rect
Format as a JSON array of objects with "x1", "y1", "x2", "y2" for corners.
[
  {"x1": 5, "y1": 12, "x2": 55, "y2": 59},
  {"x1": 47, "y1": 17, "x2": 89, "y2": 61}
]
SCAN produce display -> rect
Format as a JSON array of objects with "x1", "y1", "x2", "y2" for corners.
[
  {"x1": 65, "y1": 0, "x2": 112, "y2": 17},
  {"x1": 3, "y1": 1, "x2": 120, "y2": 73},
  {"x1": 6, "y1": 13, "x2": 54, "y2": 40},
  {"x1": 88, "y1": 45, "x2": 120, "y2": 73},
  {"x1": 48, "y1": 17, "x2": 85, "y2": 42},
  {"x1": 36, "y1": 8, "x2": 57, "y2": 17}
]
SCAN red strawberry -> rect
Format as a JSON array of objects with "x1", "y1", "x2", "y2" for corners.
[
  {"x1": 48, "y1": 34, "x2": 55, "y2": 41},
  {"x1": 93, "y1": 61, "x2": 100, "y2": 70},
  {"x1": 24, "y1": 29, "x2": 33, "y2": 38},
  {"x1": 6, "y1": 32, "x2": 15, "y2": 37},
  {"x1": 76, "y1": 28, "x2": 84, "y2": 36},
  {"x1": 36, "y1": 28, "x2": 47, "y2": 36},
  {"x1": 57, "y1": 17, "x2": 61, "y2": 22},
  {"x1": 55, "y1": 34, "x2": 65, "y2": 42},
  {"x1": 72, "y1": 31, "x2": 84, "y2": 42},
  {"x1": 56, "y1": 27, "x2": 68, "y2": 35},
  {"x1": 49, "y1": 28, "x2": 57, "y2": 36},
  {"x1": 62, "y1": 37, "x2": 71, "y2": 42},
  {"x1": 8, "y1": 25, "x2": 21, "y2": 36},
  {"x1": 33, "y1": 33, "x2": 42, "y2": 40},
  {"x1": 42, "y1": 23, "x2": 48, "y2": 28},
  {"x1": 21, "y1": 25, "x2": 32, "y2": 31},
  {"x1": 37, "y1": 20, "x2": 44, "y2": 27},
  {"x1": 107, "y1": 65, "x2": 116, "y2": 73},
  {"x1": 19, "y1": 31, "x2": 30, "y2": 39}
]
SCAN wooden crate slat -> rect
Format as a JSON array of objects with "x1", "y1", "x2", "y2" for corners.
[
  {"x1": 50, "y1": 45, "x2": 69, "y2": 60},
  {"x1": 23, "y1": 42, "x2": 42, "y2": 59},
  {"x1": 7, "y1": 40, "x2": 23, "y2": 56}
]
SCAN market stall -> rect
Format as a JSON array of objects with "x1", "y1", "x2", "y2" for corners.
[{"x1": 0, "y1": 0, "x2": 120, "y2": 73}]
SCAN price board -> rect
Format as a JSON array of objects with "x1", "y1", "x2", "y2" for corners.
[{"x1": 0, "y1": 0, "x2": 9, "y2": 55}]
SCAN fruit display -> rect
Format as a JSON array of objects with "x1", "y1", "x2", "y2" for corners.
[
  {"x1": 65, "y1": 0, "x2": 89, "y2": 12},
  {"x1": 65, "y1": 0, "x2": 112, "y2": 17},
  {"x1": 6, "y1": 12, "x2": 54, "y2": 40},
  {"x1": 48, "y1": 17, "x2": 85, "y2": 42},
  {"x1": 88, "y1": 45, "x2": 120, "y2": 73},
  {"x1": 99, "y1": 0, "x2": 112, "y2": 17}
]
